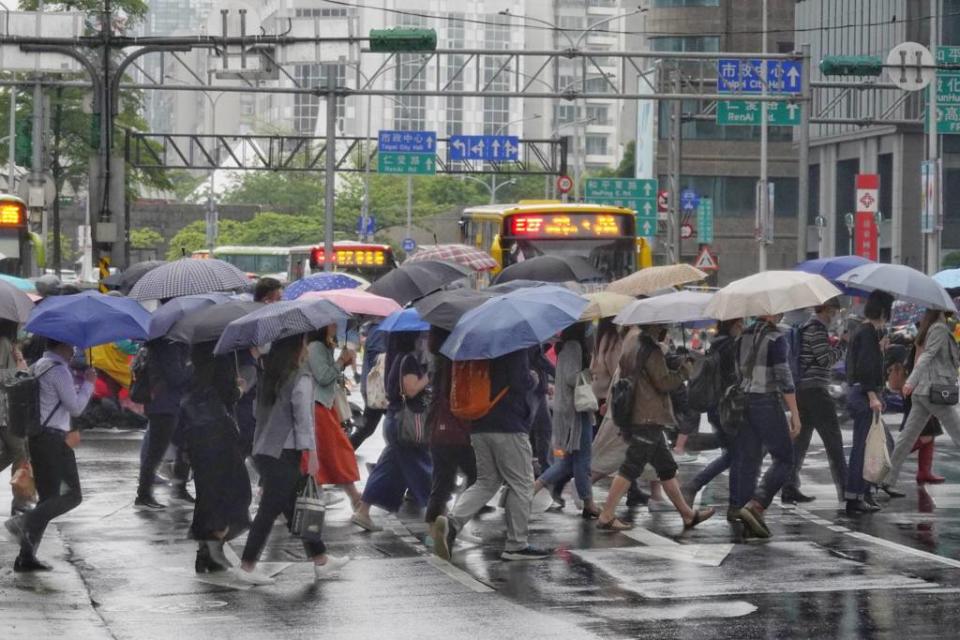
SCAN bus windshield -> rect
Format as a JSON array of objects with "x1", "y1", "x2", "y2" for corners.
[{"x1": 505, "y1": 238, "x2": 635, "y2": 281}]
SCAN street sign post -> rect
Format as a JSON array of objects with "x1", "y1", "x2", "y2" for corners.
[
  {"x1": 921, "y1": 160, "x2": 941, "y2": 233},
  {"x1": 886, "y1": 42, "x2": 935, "y2": 91},
  {"x1": 934, "y1": 47, "x2": 960, "y2": 134},
  {"x1": 377, "y1": 130, "x2": 437, "y2": 175},
  {"x1": 402, "y1": 237, "x2": 417, "y2": 253},
  {"x1": 449, "y1": 135, "x2": 520, "y2": 161},
  {"x1": 694, "y1": 247, "x2": 718, "y2": 271},
  {"x1": 356, "y1": 215, "x2": 376, "y2": 236},
  {"x1": 716, "y1": 100, "x2": 801, "y2": 126},
  {"x1": 680, "y1": 188, "x2": 700, "y2": 212},
  {"x1": 854, "y1": 174, "x2": 879, "y2": 261},
  {"x1": 556, "y1": 175, "x2": 573, "y2": 194},
  {"x1": 584, "y1": 178, "x2": 658, "y2": 237},
  {"x1": 716, "y1": 59, "x2": 803, "y2": 94},
  {"x1": 696, "y1": 197, "x2": 714, "y2": 244}
]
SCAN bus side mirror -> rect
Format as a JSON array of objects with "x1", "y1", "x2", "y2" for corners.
[
  {"x1": 637, "y1": 237, "x2": 652, "y2": 269},
  {"x1": 490, "y1": 234, "x2": 503, "y2": 275}
]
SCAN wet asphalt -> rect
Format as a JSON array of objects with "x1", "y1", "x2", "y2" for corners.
[{"x1": 4, "y1": 413, "x2": 960, "y2": 640}]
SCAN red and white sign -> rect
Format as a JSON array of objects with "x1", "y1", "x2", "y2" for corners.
[
  {"x1": 854, "y1": 174, "x2": 879, "y2": 261},
  {"x1": 694, "y1": 247, "x2": 718, "y2": 271},
  {"x1": 680, "y1": 222, "x2": 694, "y2": 239},
  {"x1": 556, "y1": 175, "x2": 573, "y2": 194},
  {"x1": 657, "y1": 189, "x2": 669, "y2": 212}
]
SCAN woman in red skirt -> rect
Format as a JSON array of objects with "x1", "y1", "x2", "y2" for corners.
[{"x1": 304, "y1": 325, "x2": 362, "y2": 508}]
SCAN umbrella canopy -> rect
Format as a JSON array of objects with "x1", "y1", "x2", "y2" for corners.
[
  {"x1": 795, "y1": 255, "x2": 871, "y2": 296},
  {"x1": 581, "y1": 291, "x2": 635, "y2": 321},
  {"x1": 491, "y1": 255, "x2": 604, "y2": 285},
  {"x1": 103, "y1": 260, "x2": 166, "y2": 294},
  {"x1": 25, "y1": 290, "x2": 151, "y2": 348},
  {"x1": 168, "y1": 300, "x2": 262, "y2": 345},
  {"x1": 367, "y1": 260, "x2": 472, "y2": 305},
  {"x1": 0, "y1": 279, "x2": 36, "y2": 323},
  {"x1": 214, "y1": 298, "x2": 350, "y2": 354},
  {"x1": 440, "y1": 285, "x2": 589, "y2": 361},
  {"x1": 837, "y1": 263, "x2": 956, "y2": 311},
  {"x1": 406, "y1": 244, "x2": 498, "y2": 271},
  {"x1": 414, "y1": 288, "x2": 490, "y2": 331},
  {"x1": 933, "y1": 268, "x2": 960, "y2": 289},
  {"x1": 704, "y1": 271, "x2": 842, "y2": 321},
  {"x1": 148, "y1": 292, "x2": 232, "y2": 340},
  {"x1": 377, "y1": 308, "x2": 430, "y2": 334},
  {"x1": 0, "y1": 273, "x2": 36, "y2": 292},
  {"x1": 614, "y1": 291, "x2": 714, "y2": 325},
  {"x1": 299, "y1": 289, "x2": 401, "y2": 317},
  {"x1": 129, "y1": 258, "x2": 249, "y2": 301},
  {"x1": 606, "y1": 264, "x2": 706, "y2": 296},
  {"x1": 282, "y1": 272, "x2": 367, "y2": 301}
]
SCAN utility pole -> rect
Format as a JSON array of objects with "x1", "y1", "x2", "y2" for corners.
[
  {"x1": 323, "y1": 65, "x2": 337, "y2": 272},
  {"x1": 926, "y1": 0, "x2": 941, "y2": 275},
  {"x1": 7, "y1": 87, "x2": 15, "y2": 193},
  {"x1": 797, "y1": 43, "x2": 812, "y2": 262},
  {"x1": 31, "y1": 2, "x2": 45, "y2": 260},
  {"x1": 668, "y1": 69, "x2": 682, "y2": 264},
  {"x1": 758, "y1": 0, "x2": 769, "y2": 272},
  {"x1": 52, "y1": 87, "x2": 62, "y2": 276},
  {"x1": 406, "y1": 175, "x2": 413, "y2": 238}
]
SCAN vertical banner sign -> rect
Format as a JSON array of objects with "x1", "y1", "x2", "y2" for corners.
[
  {"x1": 920, "y1": 160, "x2": 943, "y2": 233},
  {"x1": 696, "y1": 197, "x2": 714, "y2": 244},
  {"x1": 854, "y1": 174, "x2": 879, "y2": 260}
]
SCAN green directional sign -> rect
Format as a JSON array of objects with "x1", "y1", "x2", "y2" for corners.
[
  {"x1": 584, "y1": 178, "x2": 658, "y2": 237},
  {"x1": 935, "y1": 46, "x2": 960, "y2": 134},
  {"x1": 716, "y1": 100, "x2": 801, "y2": 126},
  {"x1": 696, "y1": 197, "x2": 714, "y2": 244},
  {"x1": 377, "y1": 152, "x2": 436, "y2": 175}
]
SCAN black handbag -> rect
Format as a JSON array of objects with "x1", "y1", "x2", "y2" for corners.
[
  {"x1": 718, "y1": 326, "x2": 767, "y2": 435},
  {"x1": 929, "y1": 383, "x2": 959, "y2": 405},
  {"x1": 395, "y1": 355, "x2": 430, "y2": 447}
]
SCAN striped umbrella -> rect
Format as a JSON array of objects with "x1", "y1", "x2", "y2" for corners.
[
  {"x1": 129, "y1": 258, "x2": 249, "y2": 301},
  {"x1": 283, "y1": 272, "x2": 368, "y2": 300},
  {"x1": 214, "y1": 298, "x2": 351, "y2": 354},
  {"x1": 406, "y1": 244, "x2": 498, "y2": 271}
]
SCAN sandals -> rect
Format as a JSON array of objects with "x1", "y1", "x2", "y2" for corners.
[
  {"x1": 683, "y1": 507, "x2": 716, "y2": 530},
  {"x1": 596, "y1": 518, "x2": 633, "y2": 531}
]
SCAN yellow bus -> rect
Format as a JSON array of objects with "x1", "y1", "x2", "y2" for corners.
[
  {"x1": 460, "y1": 201, "x2": 652, "y2": 279},
  {"x1": 0, "y1": 194, "x2": 40, "y2": 277}
]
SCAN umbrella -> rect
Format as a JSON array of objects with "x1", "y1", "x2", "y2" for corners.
[
  {"x1": 795, "y1": 255, "x2": 871, "y2": 296},
  {"x1": 0, "y1": 279, "x2": 36, "y2": 323},
  {"x1": 299, "y1": 289, "x2": 401, "y2": 317},
  {"x1": 103, "y1": 260, "x2": 166, "y2": 294},
  {"x1": 0, "y1": 273, "x2": 36, "y2": 292},
  {"x1": 933, "y1": 268, "x2": 960, "y2": 289},
  {"x1": 368, "y1": 260, "x2": 472, "y2": 305},
  {"x1": 148, "y1": 292, "x2": 232, "y2": 340},
  {"x1": 168, "y1": 300, "x2": 262, "y2": 344},
  {"x1": 406, "y1": 244, "x2": 498, "y2": 271},
  {"x1": 214, "y1": 298, "x2": 351, "y2": 354},
  {"x1": 581, "y1": 291, "x2": 635, "y2": 321},
  {"x1": 606, "y1": 264, "x2": 706, "y2": 296},
  {"x1": 704, "y1": 271, "x2": 842, "y2": 321},
  {"x1": 25, "y1": 290, "x2": 151, "y2": 348},
  {"x1": 414, "y1": 288, "x2": 491, "y2": 331},
  {"x1": 837, "y1": 263, "x2": 956, "y2": 311},
  {"x1": 491, "y1": 255, "x2": 604, "y2": 285},
  {"x1": 282, "y1": 272, "x2": 368, "y2": 301},
  {"x1": 440, "y1": 285, "x2": 589, "y2": 361},
  {"x1": 129, "y1": 258, "x2": 249, "y2": 301},
  {"x1": 377, "y1": 308, "x2": 430, "y2": 334},
  {"x1": 614, "y1": 291, "x2": 714, "y2": 325}
]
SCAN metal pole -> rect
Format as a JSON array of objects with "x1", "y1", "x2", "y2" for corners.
[
  {"x1": 206, "y1": 96, "x2": 216, "y2": 252},
  {"x1": 758, "y1": 0, "x2": 769, "y2": 272},
  {"x1": 406, "y1": 175, "x2": 413, "y2": 238},
  {"x1": 927, "y1": 0, "x2": 941, "y2": 274},
  {"x1": 669, "y1": 70, "x2": 682, "y2": 264},
  {"x1": 797, "y1": 43, "x2": 812, "y2": 262},
  {"x1": 7, "y1": 87, "x2": 14, "y2": 193},
  {"x1": 323, "y1": 76, "x2": 337, "y2": 272},
  {"x1": 361, "y1": 92, "x2": 372, "y2": 241}
]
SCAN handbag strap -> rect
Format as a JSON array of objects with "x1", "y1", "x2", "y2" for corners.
[{"x1": 738, "y1": 325, "x2": 769, "y2": 387}]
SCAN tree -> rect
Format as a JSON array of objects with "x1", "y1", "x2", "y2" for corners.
[
  {"x1": 130, "y1": 228, "x2": 164, "y2": 250},
  {"x1": 943, "y1": 251, "x2": 960, "y2": 270},
  {"x1": 221, "y1": 172, "x2": 325, "y2": 213}
]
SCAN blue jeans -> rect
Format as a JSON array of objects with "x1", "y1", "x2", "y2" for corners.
[
  {"x1": 845, "y1": 390, "x2": 874, "y2": 500},
  {"x1": 537, "y1": 414, "x2": 593, "y2": 500},
  {"x1": 361, "y1": 410, "x2": 433, "y2": 512},
  {"x1": 731, "y1": 393, "x2": 794, "y2": 509},
  {"x1": 690, "y1": 408, "x2": 733, "y2": 503}
]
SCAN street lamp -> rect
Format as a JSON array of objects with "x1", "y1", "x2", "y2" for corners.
[{"x1": 491, "y1": 114, "x2": 541, "y2": 205}]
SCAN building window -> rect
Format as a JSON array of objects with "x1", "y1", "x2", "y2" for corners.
[
  {"x1": 393, "y1": 14, "x2": 428, "y2": 131},
  {"x1": 652, "y1": 0, "x2": 720, "y2": 7},
  {"x1": 587, "y1": 0, "x2": 617, "y2": 7},
  {"x1": 585, "y1": 105, "x2": 609, "y2": 125},
  {"x1": 585, "y1": 135, "x2": 608, "y2": 156},
  {"x1": 555, "y1": 104, "x2": 578, "y2": 124},
  {"x1": 557, "y1": 15, "x2": 585, "y2": 30},
  {"x1": 293, "y1": 64, "x2": 345, "y2": 135},
  {"x1": 294, "y1": 8, "x2": 349, "y2": 17},
  {"x1": 483, "y1": 15, "x2": 511, "y2": 135},
  {"x1": 656, "y1": 175, "x2": 798, "y2": 218},
  {"x1": 446, "y1": 14, "x2": 465, "y2": 137},
  {"x1": 649, "y1": 36, "x2": 720, "y2": 52}
]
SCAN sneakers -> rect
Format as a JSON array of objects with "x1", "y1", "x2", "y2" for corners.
[
  {"x1": 431, "y1": 515, "x2": 456, "y2": 561},
  {"x1": 673, "y1": 451, "x2": 700, "y2": 464},
  {"x1": 350, "y1": 511, "x2": 383, "y2": 532},
  {"x1": 500, "y1": 545, "x2": 553, "y2": 561},
  {"x1": 324, "y1": 492, "x2": 346, "y2": 508},
  {"x1": 171, "y1": 486, "x2": 195, "y2": 504},
  {"x1": 314, "y1": 555, "x2": 351, "y2": 580},
  {"x1": 4, "y1": 515, "x2": 31, "y2": 550},
  {"x1": 232, "y1": 567, "x2": 276, "y2": 585},
  {"x1": 738, "y1": 505, "x2": 771, "y2": 538},
  {"x1": 781, "y1": 489, "x2": 816, "y2": 504},
  {"x1": 531, "y1": 490, "x2": 555, "y2": 514},
  {"x1": 14, "y1": 555, "x2": 52, "y2": 573},
  {"x1": 134, "y1": 495, "x2": 166, "y2": 510}
]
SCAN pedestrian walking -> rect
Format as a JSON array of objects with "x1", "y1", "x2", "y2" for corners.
[
  {"x1": 784, "y1": 299, "x2": 848, "y2": 504},
  {"x1": 591, "y1": 317, "x2": 621, "y2": 423},
  {"x1": 253, "y1": 277, "x2": 283, "y2": 304},
  {"x1": 844, "y1": 290, "x2": 896, "y2": 515},
  {"x1": 304, "y1": 325, "x2": 362, "y2": 508},
  {"x1": 892, "y1": 341, "x2": 946, "y2": 484},
  {"x1": 528, "y1": 344, "x2": 555, "y2": 479},
  {"x1": 432, "y1": 348, "x2": 551, "y2": 561},
  {"x1": 350, "y1": 320, "x2": 386, "y2": 449},
  {"x1": 179, "y1": 343, "x2": 251, "y2": 574},
  {"x1": 352, "y1": 331, "x2": 432, "y2": 532},
  {"x1": 235, "y1": 334, "x2": 349, "y2": 585},
  {"x1": 0, "y1": 320, "x2": 29, "y2": 514},
  {"x1": 595, "y1": 325, "x2": 714, "y2": 532},
  {"x1": 884, "y1": 309, "x2": 960, "y2": 492},
  {"x1": 4, "y1": 339, "x2": 95, "y2": 572}
]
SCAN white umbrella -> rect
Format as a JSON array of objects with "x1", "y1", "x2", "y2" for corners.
[
  {"x1": 614, "y1": 291, "x2": 714, "y2": 325},
  {"x1": 837, "y1": 263, "x2": 956, "y2": 312},
  {"x1": 704, "y1": 271, "x2": 841, "y2": 321}
]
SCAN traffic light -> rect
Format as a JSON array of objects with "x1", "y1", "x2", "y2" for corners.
[
  {"x1": 369, "y1": 28, "x2": 437, "y2": 53},
  {"x1": 14, "y1": 119, "x2": 31, "y2": 167},
  {"x1": 819, "y1": 55, "x2": 883, "y2": 77}
]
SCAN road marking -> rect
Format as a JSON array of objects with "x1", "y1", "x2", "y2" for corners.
[
  {"x1": 620, "y1": 527, "x2": 733, "y2": 566},
  {"x1": 426, "y1": 556, "x2": 495, "y2": 593}
]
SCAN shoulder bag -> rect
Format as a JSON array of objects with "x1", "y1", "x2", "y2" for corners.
[
  {"x1": 574, "y1": 370, "x2": 599, "y2": 413},
  {"x1": 396, "y1": 355, "x2": 430, "y2": 448},
  {"x1": 291, "y1": 449, "x2": 326, "y2": 543},
  {"x1": 718, "y1": 328, "x2": 766, "y2": 436}
]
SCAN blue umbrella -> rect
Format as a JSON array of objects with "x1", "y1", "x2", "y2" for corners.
[
  {"x1": 283, "y1": 273, "x2": 364, "y2": 300},
  {"x1": 26, "y1": 290, "x2": 151, "y2": 348},
  {"x1": 0, "y1": 273, "x2": 36, "y2": 292},
  {"x1": 148, "y1": 292, "x2": 232, "y2": 340},
  {"x1": 214, "y1": 298, "x2": 351, "y2": 354},
  {"x1": 933, "y1": 268, "x2": 960, "y2": 289},
  {"x1": 376, "y1": 308, "x2": 429, "y2": 334},
  {"x1": 795, "y1": 255, "x2": 871, "y2": 296},
  {"x1": 440, "y1": 285, "x2": 589, "y2": 361}
]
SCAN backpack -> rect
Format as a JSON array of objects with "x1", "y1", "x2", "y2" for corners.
[
  {"x1": 609, "y1": 340, "x2": 653, "y2": 428},
  {"x1": 4, "y1": 361, "x2": 63, "y2": 438},
  {"x1": 687, "y1": 348, "x2": 723, "y2": 413},
  {"x1": 128, "y1": 346, "x2": 152, "y2": 405},
  {"x1": 449, "y1": 360, "x2": 509, "y2": 421},
  {"x1": 785, "y1": 322, "x2": 806, "y2": 385},
  {"x1": 364, "y1": 353, "x2": 389, "y2": 410}
]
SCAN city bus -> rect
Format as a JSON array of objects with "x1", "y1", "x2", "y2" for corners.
[
  {"x1": 287, "y1": 241, "x2": 398, "y2": 282},
  {"x1": 0, "y1": 194, "x2": 41, "y2": 277},
  {"x1": 460, "y1": 202, "x2": 652, "y2": 280},
  {"x1": 206, "y1": 246, "x2": 289, "y2": 279}
]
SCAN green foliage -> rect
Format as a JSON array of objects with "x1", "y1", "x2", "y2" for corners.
[
  {"x1": 943, "y1": 251, "x2": 960, "y2": 270},
  {"x1": 167, "y1": 171, "x2": 207, "y2": 202},
  {"x1": 221, "y1": 172, "x2": 325, "y2": 213},
  {"x1": 46, "y1": 233, "x2": 75, "y2": 268},
  {"x1": 165, "y1": 212, "x2": 328, "y2": 260},
  {"x1": 130, "y1": 228, "x2": 164, "y2": 250}
]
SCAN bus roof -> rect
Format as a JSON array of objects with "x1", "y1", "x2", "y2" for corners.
[
  {"x1": 213, "y1": 246, "x2": 291, "y2": 255},
  {"x1": 461, "y1": 202, "x2": 635, "y2": 217},
  {"x1": 288, "y1": 241, "x2": 393, "y2": 252}
]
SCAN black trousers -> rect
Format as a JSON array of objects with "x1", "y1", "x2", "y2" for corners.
[
  {"x1": 241, "y1": 450, "x2": 325, "y2": 563},
  {"x1": 22, "y1": 430, "x2": 82, "y2": 557},
  {"x1": 425, "y1": 444, "x2": 477, "y2": 523},
  {"x1": 350, "y1": 407, "x2": 385, "y2": 450},
  {"x1": 137, "y1": 413, "x2": 188, "y2": 497},
  {"x1": 619, "y1": 425, "x2": 678, "y2": 482},
  {"x1": 789, "y1": 386, "x2": 848, "y2": 499}
]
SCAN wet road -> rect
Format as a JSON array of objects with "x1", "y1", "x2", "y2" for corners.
[{"x1": 4, "y1": 414, "x2": 960, "y2": 639}]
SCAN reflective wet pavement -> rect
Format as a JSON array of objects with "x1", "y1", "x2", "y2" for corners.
[{"x1": 5, "y1": 415, "x2": 960, "y2": 639}]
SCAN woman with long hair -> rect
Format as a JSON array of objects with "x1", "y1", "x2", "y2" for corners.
[
  {"x1": 0, "y1": 318, "x2": 28, "y2": 514},
  {"x1": 236, "y1": 334, "x2": 349, "y2": 585}
]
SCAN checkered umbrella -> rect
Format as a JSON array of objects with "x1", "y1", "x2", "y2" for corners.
[
  {"x1": 129, "y1": 259, "x2": 250, "y2": 301},
  {"x1": 214, "y1": 298, "x2": 351, "y2": 354},
  {"x1": 406, "y1": 244, "x2": 498, "y2": 272}
]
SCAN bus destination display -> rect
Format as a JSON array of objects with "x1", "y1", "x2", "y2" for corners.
[
  {"x1": 508, "y1": 213, "x2": 627, "y2": 238},
  {"x1": 311, "y1": 247, "x2": 388, "y2": 267}
]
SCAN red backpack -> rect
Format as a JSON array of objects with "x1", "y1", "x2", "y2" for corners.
[{"x1": 449, "y1": 360, "x2": 509, "y2": 421}]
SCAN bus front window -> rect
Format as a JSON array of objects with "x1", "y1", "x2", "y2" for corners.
[{"x1": 506, "y1": 239, "x2": 635, "y2": 281}]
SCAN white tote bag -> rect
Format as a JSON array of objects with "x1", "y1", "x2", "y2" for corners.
[
  {"x1": 365, "y1": 353, "x2": 389, "y2": 410},
  {"x1": 862, "y1": 412, "x2": 891, "y2": 484},
  {"x1": 574, "y1": 370, "x2": 599, "y2": 413}
]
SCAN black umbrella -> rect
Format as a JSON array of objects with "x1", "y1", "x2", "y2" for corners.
[
  {"x1": 491, "y1": 255, "x2": 604, "y2": 285},
  {"x1": 414, "y1": 288, "x2": 491, "y2": 331},
  {"x1": 167, "y1": 300, "x2": 262, "y2": 344},
  {"x1": 368, "y1": 260, "x2": 472, "y2": 305},
  {"x1": 103, "y1": 260, "x2": 166, "y2": 294}
]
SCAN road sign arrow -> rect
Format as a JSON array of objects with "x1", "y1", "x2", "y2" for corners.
[
  {"x1": 503, "y1": 141, "x2": 516, "y2": 156},
  {"x1": 643, "y1": 182, "x2": 653, "y2": 196},
  {"x1": 426, "y1": 136, "x2": 435, "y2": 150},
  {"x1": 786, "y1": 103, "x2": 799, "y2": 118},
  {"x1": 642, "y1": 220, "x2": 653, "y2": 236},
  {"x1": 471, "y1": 140, "x2": 485, "y2": 155},
  {"x1": 491, "y1": 140, "x2": 501, "y2": 157},
  {"x1": 452, "y1": 139, "x2": 466, "y2": 154},
  {"x1": 786, "y1": 66, "x2": 800, "y2": 88},
  {"x1": 643, "y1": 202, "x2": 652, "y2": 215}
]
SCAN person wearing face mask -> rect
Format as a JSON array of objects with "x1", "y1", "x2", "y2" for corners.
[{"x1": 781, "y1": 298, "x2": 848, "y2": 505}]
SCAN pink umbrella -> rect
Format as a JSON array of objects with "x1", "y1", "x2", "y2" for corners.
[
  {"x1": 300, "y1": 289, "x2": 401, "y2": 318},
  {"x1": 405, "y1": 243, "x2": 498, "y2": 271}
]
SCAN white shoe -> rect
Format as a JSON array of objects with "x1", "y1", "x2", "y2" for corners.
[
  {"x1": 457, "y1": 528, "x2": 483, "y2": 545},
  {"x1": 673, "y1": 452, "x2": 700, "y2": 464},
  {"x1": 232, "y1": 567, "x2": 276, "y2": 585},
  {"x1": 350, "y1": 511, "x2": 383, "y2": 532},
  {"x1": 531, "y1": 490, "x2": 555, "y2": 514},
  {"x1": 323, "y1": 492, "x2": 346, "y2": 508},
  {"x1": 314, "y1": 555, "x2": 351, "y2": 580}
]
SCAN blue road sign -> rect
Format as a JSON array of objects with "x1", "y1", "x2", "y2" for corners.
[
  {"x1": 716, "y1": 59, "x2": 802, "y2": 94},
  {"x1": 377, "y1": 130, "x2": 437, "y2": 153},
  {"x1": 680, "y1": 188, "x2": 700, "y2": 211},
  {"x1": 449, "y1": 135, "x2": 520, "y2": 161},
  {"x1": 356, "y1": 215, "x2": 376, "y2": 236},
  {"x1": 402, "y1": 237, "x2": 417, "y2": 253}
]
